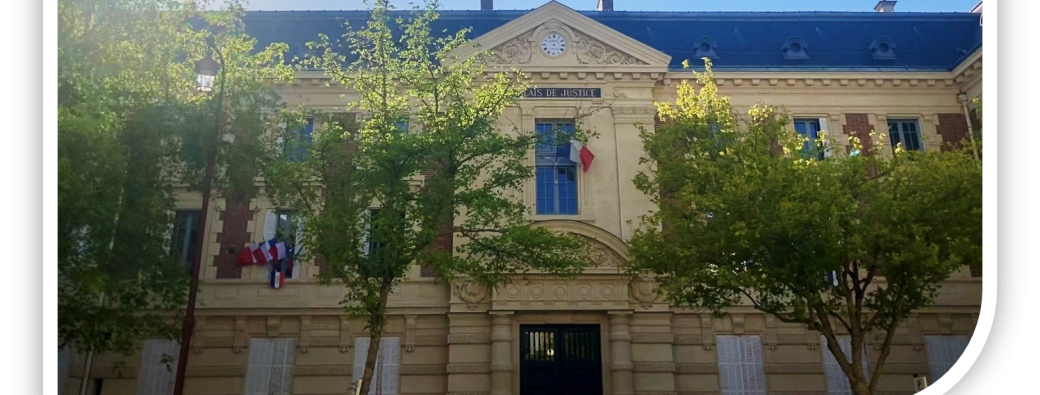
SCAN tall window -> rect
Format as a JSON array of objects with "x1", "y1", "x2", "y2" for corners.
[
  {"x1": 352, "y1": 337, "x2": 401, "y2": 395},
  {"x1": 888, "y1": 119, "x2": 923, "y2": 152},
  {"x1": 535, "y1": 120, "x2": 578, "y2": 215},
  {"x1": 136, "y1": 339, "x2": 179, "y2": 395},
  {"x1": 395, "y1": 119, "x2": 409, "y2": 134},
  {"x1": 924, "y1": 335, "x2": 969, "y2": 383},
  {"x1": 716, "y1": 335, "x2": 767, "y2": 395},
  {"x1": 263, "y1": 210, "x2": 303, "y2": 279},
  {"x1": 794, "y1": 119, "x2": 825, "y2": 160},
  {"x1": 170, "y1": 210, "x2": 201, "y2": 273},
  {"x1": 244, "y1": 338, "x2": 296, "y2": 395},
  {"x1": 821, "y1": 335, "x2": 871, "y2": 395},
  {"x1": 286, "y1": 117, "x2": 314, "y2": 162}
]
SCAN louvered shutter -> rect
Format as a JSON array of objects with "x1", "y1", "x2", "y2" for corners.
[
  {"x1": 821, "y1": 336, "x2": 870, "y2": 395},
  {"x1": 741, "y1": 336, "x2": 767, "y2": 395},
  {"x1": 268, "y1": 338, "x2": 296, "y2": 395},
  {"x1": 136, "y1": 339, "x2": 179, "y2": 395},
  {"x1": 293, "y1": 216, "x2": 304, "y2": 278},
  {"x1": 925, "y1": 335, "x2": 969, "y2": 382},
  {"x1": 352, "y1": 337, "x2": 371, "y2": 387},
  {"x1": 717, "y1": 335, "x2": 767, "y2": 395},
  {"x1": 263, "y1": 210, "x2": 278, "y2": 241},
  {"x1": 819, "y1": 117, "x2": 834, "y2": 158},
  {"x1": 245, "y1": 338, "x2": 274, "y2": 395},
  {"x1": 58, "y1": 347, "x2": 70, "y2": 395},
  {"x1": 380, "y1": 338, "x2": 401, "y2": 395}
]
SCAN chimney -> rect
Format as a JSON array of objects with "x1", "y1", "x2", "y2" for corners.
[
  {"x1": 597, "y1": 0, "x2": 614, "y2": 12},
  {"x1": 481, "y1": 0, "x2": 493, "y2": 11},
  {"x1": 874, "y1": 1, "x2": 896, "y2": 12}
]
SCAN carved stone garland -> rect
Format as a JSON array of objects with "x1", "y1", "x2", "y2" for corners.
[
  {"x1": 452, "y1": 278, "x2": 489, "y2": 310},
  {"x1": 573, "y1": 31, "x2": 648, "y2": 66},
  {"x1": 489, "y1": 31, "x2": 534, "y2": 64},
  {"x1": 628, "y1": 272, "x2": 661, "y2": 309},
  {"x1": 575, "y1": 235, "x2": 625, "y2": 268}
]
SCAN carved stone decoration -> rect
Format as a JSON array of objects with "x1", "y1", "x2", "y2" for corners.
[
  {"x1": 700, "y1": 314, "x2": 715, "y2": 350},
  {"x1": 764, "y1": 316, "x2": 778, "y2": 350},
  {"x1": 731, "y1": 314, "x2": 745, "y2": 335},
  {"x1": 907, "y1": 314, "x2": 924, "y2": 351},
  {"x1": 938, "y1": 313, "x2": 953, "y2": 334},
  {"x1": 489, "y1": 33, "x2": 533, "y2": 64},
  {"x1": 298, "y1": 316, "x2": 312, "y2": 353},
  {"x1": 806, "y1": 327, "x2": 820, "y2": 350},
  {"x1": 453, "y1": 278, "x2": 489, "y2": 310},
  {"x1": 233, "y1": 316, "x2": 247, "y2": 353},
  {"x1": 404, "y1": 315, "x2": 418, "y2": 352},
  {"x1": 573, "y1": 31, "x2": 648, "y2": 65},
  {"x1": 576, "y1": 235, "x2": 625, "y2": 268},
  {"x1": 629, "y1": 273, "x2": 660, "y2": 309},
  {"x1": 338, "y1": 316, "x2": 352, "y2": 353},
  {"x1": 191, "y1": 317, "x2": 205, "y2": 354},
  {"x1": 267, "y1": 316, "x2": 281, "y2": 337},
  {"x1": 446, "y1": 363, "x2": 491, "y2": 374}
]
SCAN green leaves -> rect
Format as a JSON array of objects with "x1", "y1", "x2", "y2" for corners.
[
  {"x1": 58, "y1": 0, "x2": 293, "y2": 355},
  {"x1": 630, "y1": 58, "x2": 981, "y2": 394}
]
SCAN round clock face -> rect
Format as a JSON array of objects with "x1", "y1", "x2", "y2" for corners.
[{"x1": 541, "y1": 33, "x2": 567, "y2": 57}]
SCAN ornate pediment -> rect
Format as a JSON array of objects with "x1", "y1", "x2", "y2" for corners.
[
  {"x1": 572, "y1": 31, "x2": 647, "y2": 66},
  {"x1": 487, "y1": 20, "x2": 648, "y2": 67},
  {"x1": 461, "y1": 2, "x2": 670, "y2": 70}
]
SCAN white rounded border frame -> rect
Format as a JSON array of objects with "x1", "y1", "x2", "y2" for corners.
[{"x1": 920, "y1": 2, "x2": 996, "y2": 393}]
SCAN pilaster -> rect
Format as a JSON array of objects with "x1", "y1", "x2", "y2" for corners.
[
  {"x1": 490, "y1": 312, "x2": 515, "y2": 395},
  {"x1": 609, "y1": 311, "x2": 635, "y2": 395}
]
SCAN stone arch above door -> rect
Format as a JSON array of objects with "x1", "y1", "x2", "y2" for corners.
[{"x1": 532, "y1": 220, "x2": 630, "y2": 273}]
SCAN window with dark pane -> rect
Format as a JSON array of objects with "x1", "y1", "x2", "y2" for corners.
[
  {"x1": 170, "y1": 210, "x2": 201, "y2": 273},
  {"x1": 286, "y1": 117, "x2": 314, "y2": 162},
  {"x1": 395, "y1": 118, "x2": 409, "y2": 134},
  {"x1": 888, "y1": 119, "x2": 923, "y2": 152},
  {"x1": 794, "y1": 119, "x2": 825, "y2": 160},
  {"x1": 275, "y1": 210, "x2": 300, "y2": 278},
  {"x1": 535, "y1": 120, "x2": 578, "y2": 215}
]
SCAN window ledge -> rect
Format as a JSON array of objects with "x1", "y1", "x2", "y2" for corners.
[{"x1": 532, "y1": 214, "x2": 596, "y2": 222}]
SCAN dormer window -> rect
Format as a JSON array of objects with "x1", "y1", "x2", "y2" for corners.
[
  {"x1": 694, "y1": 36, "x2": 718, "y2": 59},
  {"x1": 869, "y1": 36, "x2": 898, "y2": 59},
  {"x1": 781, "y1": 37, "x2": 810, "y2": 60}
]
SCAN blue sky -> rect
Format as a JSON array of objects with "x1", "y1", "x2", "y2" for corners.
[{"x1": 239, "y1": 0, "x2": 980, "y2": 12}]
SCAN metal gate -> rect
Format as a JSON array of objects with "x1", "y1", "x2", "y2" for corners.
[{"x1": 519, "y1": 325, "x2": 603, "y2": 395}]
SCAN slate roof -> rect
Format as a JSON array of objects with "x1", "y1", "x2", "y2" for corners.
[{"x1": 241, "y1": 9, "x2": 982, "y2": 72}]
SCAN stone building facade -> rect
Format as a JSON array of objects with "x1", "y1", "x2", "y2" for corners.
[{"x1": 59, "y1": 2, "x2": 983, "y2": 395}]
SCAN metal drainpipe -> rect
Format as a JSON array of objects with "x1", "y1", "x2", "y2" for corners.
[{"x1": 957, "y1": 91, "x2": 981, "y2": 162}]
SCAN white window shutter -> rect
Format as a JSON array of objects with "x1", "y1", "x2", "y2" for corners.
[
  {"x1": 263, "y1": 210, "x2": 278, "y2": 241},
  {"x1": 380, "y1": 337, "x2": 401, "y2": 395},
  {"x1": 58, "y1": 347, "x2": 70, "y2": 395},
  {"x1": 136, "y1": 339, "x2": 179, "y2": 395},
  {"x1": 245, "y1": 338, "x2": 274, "y2": 395},
  {"x1": 268, "y1": 338, "x2": 296, "y2": 395},
  {"x1": 925, "y1": 335, "x2": 968, "y2": 382},
  {"x1": 294, "y1": 216, "x2": 304, "y2": 278},
  {"x1": 361, "y1": 210, "x2": 372, "y2": 256},
  {"x1": 742, "y1": 336, "x2": 766, "y2": 394},
  {"x1": 352, "y1": 337, "x2": 371, "y2": 384},
  {"x1": 819, "y1": 117, "x2": 834, "y2": 157},
  {"x1": 717, "y1": 335, "x2": 766, "y2": 395}
]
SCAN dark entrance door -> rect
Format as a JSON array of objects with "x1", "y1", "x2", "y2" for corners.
[{"x1": 519, "y1": 325, "x2": 603, "y2": 395}]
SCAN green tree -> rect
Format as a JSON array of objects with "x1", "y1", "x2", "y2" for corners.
[
  {"x1": 630, "y1": 59, "x2": 982, "y2": 395},
  {"x1": 58, "y1": 0, "x2": 292, "y2": 356},
  {"x1": 261, "y1": 1, "x2": 592, "y2": 393}
]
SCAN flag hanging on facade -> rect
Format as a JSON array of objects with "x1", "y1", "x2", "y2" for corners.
[
  {"x1": 569, "y1": 140, "x2": 595, "y2": 172},
  {"x1": 237, "y1": 246, "x2": 255, "y2": 266},
  {"x1": 269, "y1": 269, "x2": 284, "y2": 289}
]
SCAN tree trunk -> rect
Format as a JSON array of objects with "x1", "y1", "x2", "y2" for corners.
[
  {"x1": 852, "y1": 380, "x2": 872, "y2": 395},
  {"x1": 357, "y1": 281, "x2": 393, "y2": 395}
]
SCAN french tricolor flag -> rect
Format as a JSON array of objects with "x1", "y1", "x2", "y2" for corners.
[
  {"x1": 569, "y1": 140, "x2": 594, "y2": 172},
  {"x1": 268, "y1": 239, "x2": 286, "y2": 262},
  {"x1": 269, "y1": 270, "x2": 285, "y2": 289}
]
